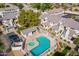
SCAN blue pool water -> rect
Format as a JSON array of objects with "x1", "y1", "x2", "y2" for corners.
[
  {"x1": 8, "y1": 33, "x2": 23, "y2": 42},
  {"x1": 30, "y1": 36, "x2": 50, "y2": 56}
]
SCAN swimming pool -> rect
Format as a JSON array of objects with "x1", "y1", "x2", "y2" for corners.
[
  {"x1": 8, "y1": 32, "x2": 23, "y2": 42},
  {"x1": 30, "y1": 36, "x2": 50, "y2": 56}
]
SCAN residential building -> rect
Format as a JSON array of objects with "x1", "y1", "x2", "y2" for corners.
[
  {"x1": 0, "y1": 6, "x2": 19, "y2": 33},
  {"x1": 21, "y1": 27, "x2": 38, "y2": 38},
  {"x1": 7, "y1": 32, "x2": 23, "y2": 50},
  {"x1": 40, "y1": 9, "x2": 79, "y2": 43}
]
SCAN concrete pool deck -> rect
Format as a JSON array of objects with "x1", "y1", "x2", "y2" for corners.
[
  {"x1": 26, "y1": 39, "x2": 39, "y2": 51},
  {"x1": 25, "y1": 31, "x2": 58, "y2": 56}
]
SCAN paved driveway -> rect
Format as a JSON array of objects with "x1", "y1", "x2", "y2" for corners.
[{"x1": 0, "y1": 34, "x2": 11, "y2": 55}]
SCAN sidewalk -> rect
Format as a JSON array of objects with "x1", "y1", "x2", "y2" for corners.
[{"x1": 12, "y1": 50, "x2": 25, "y2": 56}]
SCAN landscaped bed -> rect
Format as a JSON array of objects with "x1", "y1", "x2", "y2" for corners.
[
  {"x1": 53, "y1": 46, "x2": 71, "y2": 56},
  {"x1": 59, "y1": 42, "x2": 63, "y2": 48},
  {"x1": 0, "y1": 40, "x2": 5, "y2": 52}
]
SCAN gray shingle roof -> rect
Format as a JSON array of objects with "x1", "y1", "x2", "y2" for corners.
[
  {"x1": 62, "y1": 18, "x2": 79, "y2": 30},
  {"x1": 22, "y1": 27, "x2": 38, "y2": 36},
  {"x1": 43, "y1": 22, "x2": 50, "y2": 27},
  {"x1": 53, "y1": 23, "x2": 60, "y2": 31},
  {"x1": 40, "y1": 9, "x2": 64, "y2": 24},
  {"x1": 3, "y1": 11, "x2": 18, "y2": 19},
  {"x1": 0, "y1": 6, "x2": 19, "y2": 20},
  {"x1": 40, "y1": 14, "x2": 62, "y2": 24},
  {"x1": 40, "y1": 9, "x2": 79, "y2": 31},
  {"x1": 0, "y1": 6, "x2": 19, "y2": 11}
]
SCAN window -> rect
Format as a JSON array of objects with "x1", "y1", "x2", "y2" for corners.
[
  {"x1": 44, "y1": 19, "x2": 46, "y2": 21},
  {"x1": 0, "y1": 15, "x2": 2, "y2": 18}
]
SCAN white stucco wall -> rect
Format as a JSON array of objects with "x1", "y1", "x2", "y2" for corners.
[
  {"x1": 0, "y1": 12, "x2": 3, "y2": 17},
  {"x1": 28, "y1": 32, "x2": 32, "y2": 36},
  {"x1": 75, "y1": 30, "x2": 79, "y2": 35},
  {"x1": 65, "y1": 27, "x2": 70, "y2": 39},
  {"x1": 11, "y1": 46, "x2": 22, "y2": 50}
]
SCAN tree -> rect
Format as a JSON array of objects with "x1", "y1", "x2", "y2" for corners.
[
  {"x1": 31, "y1": 3, "x2": 53, "y2": 11},
  {"x1": 74, "y1": 36, "x2": 79, "y2": 45},
  {"x1": 41, "y1": 3, "x2": 53, "y2": 11},
  {"x1": 31, "y1": 3, "x2": 41, "y2": 10},
  {"x1": 0, "y1": 4, "x2": 5, "y2": 8},
  {"x1": 74, "y1": 9, "x2": 79, "y2": 12},
  {"x1": 0, "y1": 4, "x2": 10, "y2": 8},
  {"x1": 6, "y1": 5, "x2": 10, "y2": 7},
  {"x1": 12, "y1": 3, "x2": 24, "y2": 9},
  {"x1": 18, "y1": 10, "x2": 40, "y2": 29}
]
